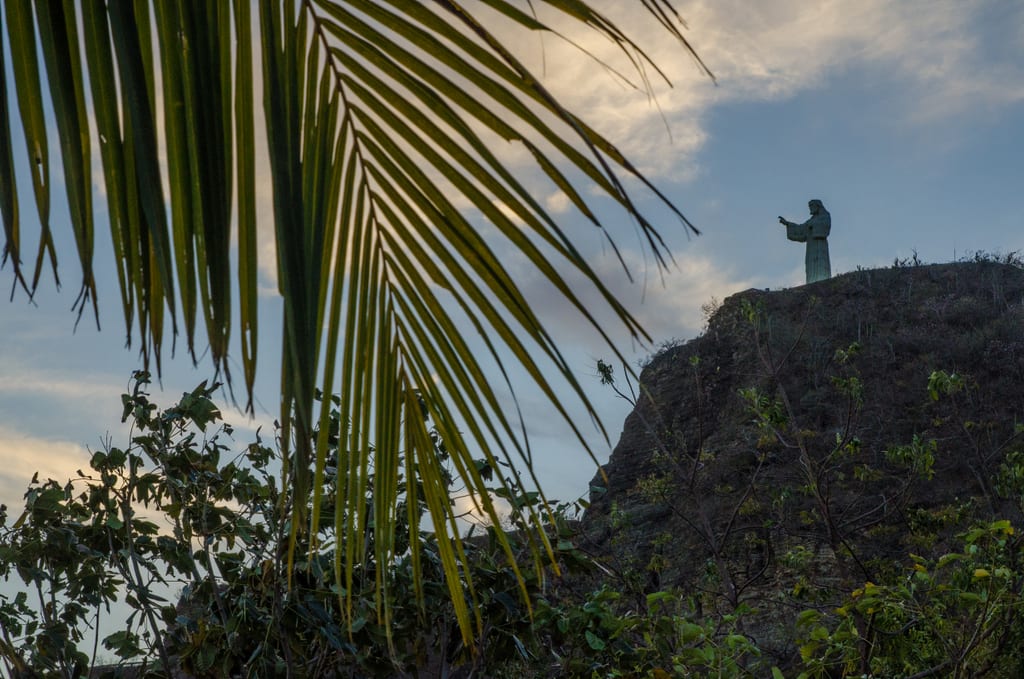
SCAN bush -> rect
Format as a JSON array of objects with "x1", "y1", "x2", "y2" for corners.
[
  {"x1": 797, "y1": 520, "x2": 1024, "y2": 678},
  {"x1": 0, "y1": 373, "x2": 542, "y2": 677}
]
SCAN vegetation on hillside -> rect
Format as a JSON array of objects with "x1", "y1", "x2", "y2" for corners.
[
  {"x1": 6, "y1": 297, "x2": 1024, "y2": 678},
  {"x1": 580, "y1": 261, "x2": 1024, "y2": 676}
]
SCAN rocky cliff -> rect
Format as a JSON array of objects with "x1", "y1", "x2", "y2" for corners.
[{"x1": 577, "y1": 261, "x2": 1024, "y2": 666}]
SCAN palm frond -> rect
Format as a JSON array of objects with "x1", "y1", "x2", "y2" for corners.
[{"x1": 0, "y1": 0, "x2": 710, "y2": 643}]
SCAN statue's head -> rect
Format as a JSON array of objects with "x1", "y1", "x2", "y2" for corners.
[{"x1": 808, "y1": 199, "x2": 825, "y2": 213}]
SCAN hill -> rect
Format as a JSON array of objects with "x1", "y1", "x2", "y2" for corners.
[{"x1": 577, "y1": 260, "x2": 1024, "y2": 668}]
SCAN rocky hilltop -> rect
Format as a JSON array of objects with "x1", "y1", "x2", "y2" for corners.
[{"x1": 577, "y1": 261, "x2": 1024, "y2": 666}]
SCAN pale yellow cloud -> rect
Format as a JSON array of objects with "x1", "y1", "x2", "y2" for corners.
[{"x1": 0, "y1": 426, "x2": 91, "y2": 510}]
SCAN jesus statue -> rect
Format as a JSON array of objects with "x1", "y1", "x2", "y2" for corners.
[{"x1": 778, "y1": 199, "x2": 831, "y2": 284}]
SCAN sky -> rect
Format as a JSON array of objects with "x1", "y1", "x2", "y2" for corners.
[{"x1": 2, "y1": 0, "x2": 1024, "y2": 518}]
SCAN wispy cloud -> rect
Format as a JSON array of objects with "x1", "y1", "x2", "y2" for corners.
[
  {"x1": 482, "y1": 1, "x2": 1024, "y2": 179},
  {"x1": 503, "y1": 244, "x2": 761, "y2": 360},
  {"x1": 0, "y1": 361, "x2": 126, "y2": 404}
]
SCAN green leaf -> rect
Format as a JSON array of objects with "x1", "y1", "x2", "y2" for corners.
[
  {"x1": 233, "y1": 0, "x2": 258, "y2": 408},
  {"x1": 679, "y1": 622, "x2": 704, "y2": 643},
  {"x1": 5, "y1": 0, "x2": 58, "y2": 292},
  {"x1": 585, "y1": 629, "x2": 606, "y2": 651},
  {"x1": 34, "y1": 0, "x2": 96, "y2": 323},
  {"x1": 0, "y1": 8, "x2": 25, "y2": 290},
  {"x1": 108, "y1": 0, "x2": 178, "y2": 339}
]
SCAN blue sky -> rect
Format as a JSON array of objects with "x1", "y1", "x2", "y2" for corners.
[{"x1": 2, "y1": 1, "x2": 1023, "y2": 514}]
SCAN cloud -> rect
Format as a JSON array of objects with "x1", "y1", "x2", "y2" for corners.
[
  {"x1": 545, "y1": 190, "x2": 572, "y2": 214},
  {"x1": 0, "y1": 426, "x2": 91, "y2": 510},
  {"x1": 476, "y1": 1, "x2": 1024, "y2": 181},
  {"x1": 587, "y1": 248, "x2": 763, "y2": 346},
  {"x1": 503, "y1": 243, "x2": 762, "y2": 361},
  {"x1": 0, "y1": 361, "x2": 126, "y2": 405}
]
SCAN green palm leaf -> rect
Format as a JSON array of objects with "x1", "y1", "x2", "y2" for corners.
[{"x1": 0, "y1": 0, "x2": 709, "y2": 643}]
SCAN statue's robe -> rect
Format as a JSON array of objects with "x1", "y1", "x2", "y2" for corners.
[{"x1": 786, "y1": 212, "x2": 831, "y2": 283}]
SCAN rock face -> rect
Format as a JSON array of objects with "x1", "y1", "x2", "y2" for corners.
[{"x1": 578, "y1": 261, "x2": 1024, "y2": 665}]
